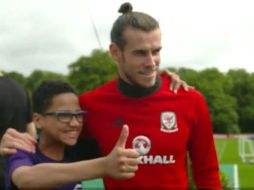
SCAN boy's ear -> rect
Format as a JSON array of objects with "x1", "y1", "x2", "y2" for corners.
[{"x1": 33, "y1": 113, "x2": 43, "y2": 129}]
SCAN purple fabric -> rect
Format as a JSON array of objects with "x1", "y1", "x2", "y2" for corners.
[{"x1": 5, "y1": 146, "x2": 80, "y2": 190}]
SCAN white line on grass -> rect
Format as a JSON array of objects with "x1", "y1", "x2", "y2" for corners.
[
  {"x1": 218, "y1": 140, "x2": 228, "y2": 161},
  {"x1": 233, "y1": 164, "x2": 239, "y2": 189}
]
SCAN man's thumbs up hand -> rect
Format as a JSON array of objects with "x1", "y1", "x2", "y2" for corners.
[{"x1": 104, "y1": 124, "x2": 139, "y2": 180}]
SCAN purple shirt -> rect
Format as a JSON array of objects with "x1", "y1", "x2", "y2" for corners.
[{"x1": 5, "y1": 146, "x2": 81, "y2": 190}]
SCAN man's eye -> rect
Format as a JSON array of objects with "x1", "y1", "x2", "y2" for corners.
[
  {"x1": 135, "y1": 50, "x2": 146, "y2": 56},
  {"x1": 152, "y1": 49, "x2": 161, "y2": 55}
]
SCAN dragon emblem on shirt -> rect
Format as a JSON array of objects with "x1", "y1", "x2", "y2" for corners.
[{"x1": 160, "y1": 111, "x2": 178, "y2": 133}]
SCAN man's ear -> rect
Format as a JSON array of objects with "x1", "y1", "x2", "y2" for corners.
[{"x1": 109, "y1": 43, "x2": 121, "y2": 62}]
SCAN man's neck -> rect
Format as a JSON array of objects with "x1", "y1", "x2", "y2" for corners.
[{"x1": 117, "y1": 76, "x2": 161, "y2": 98}]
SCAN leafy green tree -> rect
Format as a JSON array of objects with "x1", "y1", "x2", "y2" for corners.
[
  {"x1": 26, "y1": 70, "x2": 68, "y2": 93},
  {"x1": 177, "y1": 68, "x2": 199, "y2": 87},
  {"x1": 5, "y1": 71, "x2": 27, "y2": 87},
  {"x1": 68, "y1": 49, "x2": 117, "y2": 95},
  {"x1": 227, "y1": 69, "x2": 254, "y2": 133},
  {"x1": 177, "y1": 68, "x2": 239, "y2": 133},
  {"x1": 197, "y1": 68, "x2": 239, "y2": 133}
]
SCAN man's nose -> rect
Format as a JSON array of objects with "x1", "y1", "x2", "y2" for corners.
[{"x1": 145, "y1": 53, "x2": 156, "y2": 67}]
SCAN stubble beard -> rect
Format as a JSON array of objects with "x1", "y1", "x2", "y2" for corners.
[{"x1": 125, "y1": 70, "x2": 158, "y2": 88}]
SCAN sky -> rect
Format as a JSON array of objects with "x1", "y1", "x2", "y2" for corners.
[{"x1": 1, "y1": 0, "x2": 254, "y2": 76}]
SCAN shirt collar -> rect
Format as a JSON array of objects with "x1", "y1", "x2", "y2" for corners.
[{"x1": 117, "y1": 76, "x2": 161, "y2": 98}]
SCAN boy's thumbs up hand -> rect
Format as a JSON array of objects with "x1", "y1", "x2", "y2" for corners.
[
  {"x1": 115, "y1": 124, "x2": 129, "y2": 148},
  {"x1": 104, "y1": 124, "x2": 139, "y2": 179}
]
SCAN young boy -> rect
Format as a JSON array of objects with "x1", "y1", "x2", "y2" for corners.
[{"x1": 5, "y1": 80, "x2": 139, "y2": 190}]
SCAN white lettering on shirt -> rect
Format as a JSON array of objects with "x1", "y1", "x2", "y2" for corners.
[{"x1": 139, "y1": 155, "x2": 176, "y2": 164}]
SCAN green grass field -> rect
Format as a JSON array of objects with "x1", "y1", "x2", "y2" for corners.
[{"x1": 215, "y1": 137, "x2": 254, "y2": 188}]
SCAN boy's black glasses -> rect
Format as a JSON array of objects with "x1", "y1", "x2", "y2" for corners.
[{"x1": 41, "y1": 111, "x2": 87, "y2": 123}]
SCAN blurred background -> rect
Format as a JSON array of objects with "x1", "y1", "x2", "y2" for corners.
[
  {"x1": 1, "y1": 0, "x2": 254, "y2": 188},
  {"x1": 1, "y1": 0, "x2": 254, "y2": 75}
]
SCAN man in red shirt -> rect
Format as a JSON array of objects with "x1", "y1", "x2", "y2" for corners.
[
  {"x1": 0, "y1": 2, "x2": 220, "y2": 189},
  {"x1": 79, "y1": 2, "x2": 221, "y2": 189}
]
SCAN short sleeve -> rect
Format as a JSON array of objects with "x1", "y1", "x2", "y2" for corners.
[{"x1": 5, "y1": 150, "x2": 34, "y2": 189}]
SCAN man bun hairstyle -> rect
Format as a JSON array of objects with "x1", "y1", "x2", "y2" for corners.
[
  {"x1": 118, "y1": 2, "x2": 133, "y2": 14},
  {"x1": 111, "y1": 2, "x2": 159, "y2": 50}
]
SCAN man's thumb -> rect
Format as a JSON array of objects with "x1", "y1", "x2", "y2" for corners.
[{"x1": 115, "y1": 124, "x2": 129, "y2": 148}]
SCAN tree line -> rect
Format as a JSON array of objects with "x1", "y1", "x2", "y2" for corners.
[{"x1": 3, "y1": 49, "x2": 254, "y2": 134}]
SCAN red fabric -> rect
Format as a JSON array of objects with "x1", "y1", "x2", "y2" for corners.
[{"x1": 79, "y1": 75, "x2": 222, "y2": 189}]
